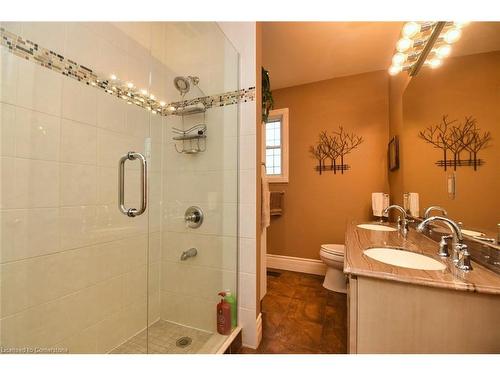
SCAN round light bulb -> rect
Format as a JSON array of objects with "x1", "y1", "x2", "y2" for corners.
[
  {"x1": 396, "y1": 38, "x2": 413, "y2": 52},
  {"x1": 436, "y1": 44, "x2": 452, "y2": 58},
  {"x1": 444, "y1": 28, "x2": 462, "y2": 44},
  {"x1": 110, "y1": 74, "x2": 117, "y2": 81},
  {"x1": 392, "y1": 52, "x2": 408, "y2": 66},
  {"x1": 388, "y1": 65, "x2": 402, "y2": 76},
  {"x1": 428, "y1": 58, "x2": 443, "y2": 69},
  {"x1": 402, "y1": 22, "x2": 421, "y2": 38}
]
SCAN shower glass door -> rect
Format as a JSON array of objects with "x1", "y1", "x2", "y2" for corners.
[
  {"x1": 0, "y1": 22, "x2": 153, "y2": 353},
  {"x1": 148, "y1": 22, "x2": 240, "y2": 354},
  {"x1": 0, "y1": 21, "x2": 239, "y2": 354}
]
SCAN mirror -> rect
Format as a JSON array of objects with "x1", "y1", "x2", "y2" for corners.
[{"x1": 398, "y1": 22, "x2": 500, "y2": 238}]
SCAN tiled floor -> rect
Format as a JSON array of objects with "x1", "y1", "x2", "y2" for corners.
[
  {"x1": 111, "y1": 320, "x2": 213, "y2": 354},
  {"x1": 239, "y1": 269, "x2": 347, "y2": 354}
]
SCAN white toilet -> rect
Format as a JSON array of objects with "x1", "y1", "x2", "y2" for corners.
[{"x1": 319, "y1": 244, "x2": 347, "y2": 294}]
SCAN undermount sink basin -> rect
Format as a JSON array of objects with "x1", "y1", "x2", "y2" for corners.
[
  {"x1": 363, "y1": 247, "x2": 446, "y2": 271},
  {"x1": 357, "y1": 223, "x2": 397, "y2": 232}
]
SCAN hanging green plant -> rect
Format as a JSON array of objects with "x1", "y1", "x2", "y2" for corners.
[{"x1": 262, "y1": 67, "x2": 274, "y2": 122}]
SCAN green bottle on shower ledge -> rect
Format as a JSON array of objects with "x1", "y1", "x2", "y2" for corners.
[{"x1": 224, "y1": 289, "x2": 237, "y2": 329}]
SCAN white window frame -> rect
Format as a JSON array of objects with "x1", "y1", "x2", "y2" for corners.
[{"x1": 263, "y1": 108, "x2": 289, "y2": 183}]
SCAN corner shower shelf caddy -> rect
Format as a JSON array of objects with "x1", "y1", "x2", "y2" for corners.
[
  {"x1": 173, "y1": 123, "x2": 207, "y2": 154},
  {"x1": 171, "y1": 76, "x2": 208, "y2": 154}
]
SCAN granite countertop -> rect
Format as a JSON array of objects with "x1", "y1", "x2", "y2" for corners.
[{"x1": 344, "y1": 220, "x2": 500, "y2": 295}]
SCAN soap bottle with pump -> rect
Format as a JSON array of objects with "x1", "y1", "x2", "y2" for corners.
[
  {"x1": 224, "y1": 289, "x2": 237, "y2": 329},
  {"x1": 216, "y1": 291, "x2": 231, "y2": 335}
]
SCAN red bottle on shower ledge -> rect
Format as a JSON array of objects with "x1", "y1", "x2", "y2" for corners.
[{"x1": 216, "y1": 291, "x2": 232, "y2": 335}]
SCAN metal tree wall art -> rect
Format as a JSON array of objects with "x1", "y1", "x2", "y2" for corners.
[
  {"x1": 418, "y1": 115, "x2": 492, "y2": 171},
  {"x1": 309, "y1": 126, "x2": 364, "y2": 175}
]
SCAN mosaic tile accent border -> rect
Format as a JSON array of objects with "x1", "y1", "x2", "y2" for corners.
[{"x1": 0, "y1": 27, "x2": 255, "y2": 116}]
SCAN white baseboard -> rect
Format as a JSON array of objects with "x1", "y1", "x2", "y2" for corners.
[
  {"x1": 256, "y1": 313, "x2": 262, "y2": 347},
  {"x1": 267, "y1": 254, "x2": 327, "y2": 276},
  {"x1": 241, "y1": 312, "x2": 263, "y2": 350}
]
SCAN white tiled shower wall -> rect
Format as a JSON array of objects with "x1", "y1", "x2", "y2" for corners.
[
  {"x1": 0, "y1": 22, "x2": 240, "y2": 352},
  {"x1": 218, "y1": 22, "x2": 259, "y2": 348},
  {"x1": 157, "y1": 23, "x2": 240, "y2": 332}
]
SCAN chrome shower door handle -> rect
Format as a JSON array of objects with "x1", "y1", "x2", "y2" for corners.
[{"x1": 118, "y1": 151, "x2": 148, "y2": 217}]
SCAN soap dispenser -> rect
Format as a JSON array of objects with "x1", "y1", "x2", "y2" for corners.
[{"x1": 216, "y1": 291, "x2": 231, "y2": 335}]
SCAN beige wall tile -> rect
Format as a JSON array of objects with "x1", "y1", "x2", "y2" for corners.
[
  {"x1": 160, "y1": 291, "x2": 215, "y2": 332},
  {"x1": 0, "y1": 105, "x2": 60, "y2": 161},
  {"x1": 60, "y1": 205, "x2": 97, "y2": 250},
  {"x1": 161, "y1": 231, "x2": 236, "y2": 272},
  {"x1": 61, "y1": 78, "x2": 97, "y2": 126},
  {"x1": 64, "y1": 23, "x2": 100, "y2": 72},
  {"x1": 1, "y1": 157, "x2": 59, "y2": 209},
  {"x1": 22, "y1": 23, "x2": 67, "y2": 56},
  {"x1": 17, "y1": 58, "x2": 62, "y2": 117},
  {"x1": 0, "y1": 48, "x2": 19, "y2": 105},
  {"x1": 1, "y1": 208, "x2": 60, "y2": 263},
  {"x1": 60, "y1": 163, "x2": 97, "y2": 206},
  {"x1": 57, "y1": 325, "x2": 98, "y2": 354},
  {"x1": 60, "y1": 119, "x2": 97, "y2": 165},
  {"x1": 96, "y1": 90, "x2": 127, "y2": 134}
]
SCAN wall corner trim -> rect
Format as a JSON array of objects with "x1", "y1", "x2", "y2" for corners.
[
  {"x1": 267, "y1": 254, "x2": 327, "y2": 275},
  {"x1": 241, "y1": 313, "x2": 263, "y2": 350}
]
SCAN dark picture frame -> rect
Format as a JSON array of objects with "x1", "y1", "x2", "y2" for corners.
[{"x1": 388, "y1": 136, "x2": 399, "y2": 171}]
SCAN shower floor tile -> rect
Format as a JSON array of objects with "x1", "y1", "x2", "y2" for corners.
[{"x1": 111, "y1": 320, "x2": 213, "y2": 354}]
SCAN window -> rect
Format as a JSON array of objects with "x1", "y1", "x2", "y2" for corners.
[{"x1": 264, "y1": 108, "x2": 289, "y2": 183}]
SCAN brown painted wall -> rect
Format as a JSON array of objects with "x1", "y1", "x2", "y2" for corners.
[
  {"x1": 400, "y1": 51, "x2": 500, "y2": 232},
  {"x1": 267, "y1": 71, "x2": 390, "y2": 260},
  {"x1": 388, "y1": 74, "x2": 411, "y2": 207}
]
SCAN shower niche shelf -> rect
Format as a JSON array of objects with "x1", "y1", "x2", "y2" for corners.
[{"x1": 173, "y1": 124, "x2": 207, "y2": 154}]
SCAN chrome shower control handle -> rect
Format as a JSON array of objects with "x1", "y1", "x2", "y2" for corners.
[{"x1": 184, "y1": 206, "x2": 204, "y2": 228}]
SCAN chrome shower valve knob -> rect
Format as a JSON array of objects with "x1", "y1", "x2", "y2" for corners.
[{"x1": 184, "y1": 206, "x2": 204, "y2": 228}]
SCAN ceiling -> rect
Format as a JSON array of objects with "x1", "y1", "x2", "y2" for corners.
[
  {"x1": 262, "y1": 22, "x2": 403, "y2": 90},
  {"x1": 262, "y1": 22, "x2": 500, "y2": 90}
]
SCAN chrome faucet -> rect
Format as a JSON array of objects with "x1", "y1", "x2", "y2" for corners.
[
  {"x1": 383, "y1": 204, "x2": 410, "y2": 238},
  {"x1": 417, "y1": 216, "x2": 472, "y2": 271},
  {"x1": 423, "y1": 206, "x2": 448, "y2": 219}
]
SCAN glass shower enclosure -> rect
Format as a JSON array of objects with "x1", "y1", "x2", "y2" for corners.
[{"x1": 0, "y1": 22, "x2": 239, "y2": 353}]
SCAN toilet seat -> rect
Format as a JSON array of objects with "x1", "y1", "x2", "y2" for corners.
[{"x1": 320, "y1": 244, "x2": 345, "y2": 256}]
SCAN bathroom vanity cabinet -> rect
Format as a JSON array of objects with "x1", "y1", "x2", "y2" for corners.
[{"x1": 345, "y1": 222, "x2": 500, "y2": 354}]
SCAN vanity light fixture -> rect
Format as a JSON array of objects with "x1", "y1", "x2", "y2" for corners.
[{"x1": 388, "y1": 21, "x2": 469, "y2": 77}]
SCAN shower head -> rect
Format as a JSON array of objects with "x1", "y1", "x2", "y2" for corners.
[{"x1": 173, "y1": 76, "x2": 199, "y2": 95}]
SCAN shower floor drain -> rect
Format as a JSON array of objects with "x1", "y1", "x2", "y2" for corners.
[{"x1": 176, "y1": 336, "x2": 192, "y2": 348}]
